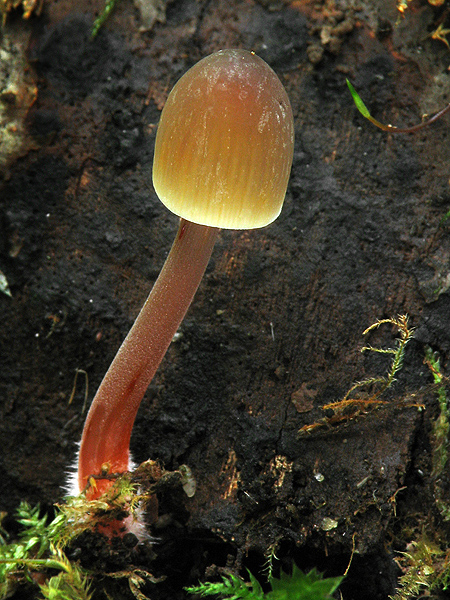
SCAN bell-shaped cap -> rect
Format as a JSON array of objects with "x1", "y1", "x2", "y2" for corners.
[{"x1": 152, "y1": 49, "x2": 294, "y2": 230}]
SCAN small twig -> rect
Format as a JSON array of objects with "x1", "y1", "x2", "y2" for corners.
[{"x1": 68, "y1": 369, "x2": 89, "y2": 413}]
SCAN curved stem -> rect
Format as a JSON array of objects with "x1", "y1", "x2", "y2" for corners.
[
  {"x1": 373, "y1": 102, "x2": 450, "y2": 134},
  {"x1": 77, "y1": 219, "x2": 219, "y2": 497}
]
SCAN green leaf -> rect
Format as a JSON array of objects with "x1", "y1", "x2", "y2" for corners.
[
  {"x1": 346, "y1": 79, "x2": 372, "y2": 119},
  {"x1": 345, "y1": 79, "x2": 389, "y2": 131},
  {"x1": 268, "y1": 566, "x2": 343, "y2": 600}
]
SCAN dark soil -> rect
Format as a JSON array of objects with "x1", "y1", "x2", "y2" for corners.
[{"x1": 2, "y1": 0, "x2": 450, "y2": 598}]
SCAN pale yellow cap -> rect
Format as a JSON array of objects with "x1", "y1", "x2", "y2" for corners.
[{"x1": 152, "y1": 49, "x2": 294, "y2": 230}]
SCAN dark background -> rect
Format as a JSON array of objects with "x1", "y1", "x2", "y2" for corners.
[{"x1": 1, "y1": 0, "x2": 450, "y2": 598}]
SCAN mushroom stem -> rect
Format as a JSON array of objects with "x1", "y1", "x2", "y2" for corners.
[{"x1": 77, "y1": 218, "x2": 219, "y2": 498}]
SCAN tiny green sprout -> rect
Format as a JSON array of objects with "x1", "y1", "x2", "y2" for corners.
[
  {"x1": 346, "y1": 79, "x2": 372, "y2": 121},
  {"x1": 346, "y1": 79, "x2": 450, "y2": 133},
  {"x1": 91, "y1": 0, "x2": 121, "y2": 37}
]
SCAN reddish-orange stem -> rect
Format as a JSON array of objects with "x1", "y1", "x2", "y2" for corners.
[{"x1": 77, "y1": 219, "x2": 219, "y2": 498}]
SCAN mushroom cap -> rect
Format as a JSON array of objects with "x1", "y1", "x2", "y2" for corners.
[{"x1": 152, "y1": 49, "x2": 294, "y2": 230}]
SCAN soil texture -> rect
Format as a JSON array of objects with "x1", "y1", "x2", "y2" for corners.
[{"x1": 2, "y1": 0, "x2": 450, "y2": 598}]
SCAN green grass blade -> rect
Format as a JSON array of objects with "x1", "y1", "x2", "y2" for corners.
[{"x1": 346, "y1": 79, "x2": 372, "y2": 119}]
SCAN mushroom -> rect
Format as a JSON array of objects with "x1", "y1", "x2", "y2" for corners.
[{"x1": 74, "y1": 49, "x2": 294, "y2": 502}]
